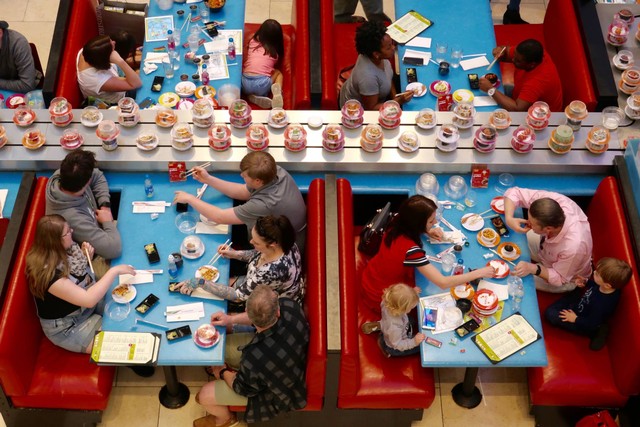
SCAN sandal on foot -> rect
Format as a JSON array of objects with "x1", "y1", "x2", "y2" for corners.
[{"x1": 361, "y1": 321, "x2": 381, "y2": 335}]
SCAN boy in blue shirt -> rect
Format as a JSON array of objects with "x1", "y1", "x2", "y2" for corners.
[{"x1": 545, "y1": 257, "x2": 632, "y2": 351}]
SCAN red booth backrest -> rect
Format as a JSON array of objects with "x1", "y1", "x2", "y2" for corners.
[
  {"x1": 56, "y1": 0, "x2": 99, "y2": 107},
  {"x1": 0, "y1": 178, "x2": 48, "y2": 396},
  {"x1": 587, "y1": 177, "x2": 640, "y2": 396}
]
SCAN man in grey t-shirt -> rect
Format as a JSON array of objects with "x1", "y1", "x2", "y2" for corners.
[{"x1": 173, "y1": 152, "x2": 307, "y2": 252}]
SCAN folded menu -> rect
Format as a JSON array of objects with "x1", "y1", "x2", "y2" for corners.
[
  {"x1": 472, "y1": 313, "x2": 541, "y2": 364},
  {"x1": 91, "y1": 331, "x2": 160, "y2": 366}
]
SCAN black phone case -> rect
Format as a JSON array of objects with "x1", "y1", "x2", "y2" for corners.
[
  {"x1": 468, "y1": 74, "x2": 480, "y2": 89},
  {"x1": 145, "y1": 243, "x2": 160, "y2": 264},
  {"x1": 403, "y1": 57, "x2": 424, "y2": 66},
  {"x1": 135, "y1": 294, "x2": 159, "y2": 315},
  {"x1": 406, "y1": 67, "x2": 418, "y2": 83},
  {"x1": 151, "y1": 76, "x2": 164, "y2": 92},
  {"x1": 166, "y1": 325, "x2": 192, "y2": 341}
]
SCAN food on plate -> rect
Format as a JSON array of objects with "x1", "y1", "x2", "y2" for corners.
[
  {"x1": 112, "y1": 284, "x2": 132, "y2": 297},
  {"x1": 433, "y1": 81, "x2": 448, "y2": 93},
  {"x1": 82, "y1": 109, "x2": 100, "y2": 123},
  {"x1": 160, "y1": 93, "x2": 179, "y2": 106},
  {"x1": 249, "y1": 126, "x2": 265, "y2": 140},
  {"x1": 51, "y1": 98, "x2": 70, "y2": 113},
  {"x1": 14, "y1": 108, "x2": 34, "y2": 124},
  {"x1": 269, "y1": 109, "x2": 287, "y2": 124},
  {"x1": 417, "y1": 110, "x2": 435, "y2": 126},
  {"x1": 481, "y1": 127, "x2": 496, "y2": 140},
  {"x1": 136, "y1": 133, "x2": 157, "y2": 149},
  {"x1": 156, "y1": 109, "x2": 178, "y2": 127},
  {"x1": 173, "y1": 124, "x2": 193, "y2": 139},
  {"x1": 198, "y1": 265, "x2": 219, "y2": 281},
  {"x1": 213, "y1": 125, "x2": 228, "y2": 139},
  {"x1": 484, "y1": 73, "x2": 498, "y2": 84},
  {"x1": 399, "y1": 131, "x2": 418, "y2": 148},
  {"x1": 23, "y1": 130, "x2": 43, "y2": 148},
  {"x1": 326, "y1": 126, "x2": 341, "y2": 141},
  {"x1": 176, "y1": 82, "x2": 196, "y2": 96},
  {"x1": 455, "y1": 103, "x2": 474, "y2": 118},
  {"x1": 441, "y1": 124, "x2": 457, "y2": 138},
  {"x1": 196, "y1": 324, "x2": 217, "y2": 341},
  {"x1": 411, "y1": 83, "x2": 426, "y2": 95},
  {"x1": 9, "y1": 95, "x2": 25, "y2": 107},
  {"x1": 480, "y1": 228, "x2": 497, "y2": 244},
  {"x1": 345, "y1": 100, "x2": 361, "y2": 117}
]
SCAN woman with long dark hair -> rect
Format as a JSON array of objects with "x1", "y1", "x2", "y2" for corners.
[{"x1": 361, "y1": 195, "x2": 495, "y2": 315}]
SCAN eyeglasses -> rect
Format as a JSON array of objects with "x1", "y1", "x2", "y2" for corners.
[{"x1": 61, "y1": 227, "x2": 73, "y2": 238}]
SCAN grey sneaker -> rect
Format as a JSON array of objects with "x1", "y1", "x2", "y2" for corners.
[
  {"x1": 361, "y1": 321, "x2": 381, "y2": 335},
  {"x1": 248, "y1": 94, "x2": 272, "y2": 109},
  {"x1": 271, "y1": 83, "x2": 284, "y2": 109}
]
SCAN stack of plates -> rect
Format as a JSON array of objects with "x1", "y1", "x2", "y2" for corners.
[{"x1": 472, "y1": 289, "x2": 499, "y2": 317}]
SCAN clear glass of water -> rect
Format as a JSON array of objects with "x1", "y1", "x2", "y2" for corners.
[
  {"x1": 162, "y1": 58, "x2": 175, "y2": 79},
  {"x1": 188, "y1": 34, "x2": 200, "y2": 53},
  {"x1": 441, "y1": 253, "x2": 456, "y2": 273},
  {"x1": 170, "y1": 51, "x2": 180, "y2": 71},
  {"x1": 495, "y1": 173, "x2": 515, "y2": 194},
  {"x1": 450, "y1": 45, "x2": 463, "y2": 68},
  {"x1": 200, "y1": 4, "x2": 210, "y2": 22},
  {"x1": 435, "y1": 42, "x2": 448, "y2": 64},
  {"x1": 602, "y1": 106, "x2": 625, "y2": 130}
]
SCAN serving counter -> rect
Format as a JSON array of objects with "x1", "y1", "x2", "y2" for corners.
[{"x1": 0, "y1": 109, "x2": 633, "y2": 175}]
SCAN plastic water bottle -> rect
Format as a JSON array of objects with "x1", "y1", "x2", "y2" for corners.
[
  {"x1": 144, "y1": 174, "x2": 154, "y2": 198},
  {"x1": 201, "y1": 64, "x2": 210, "y2": 86},
  {"x1": 167, "y1": 30, "x2": 176, "y2": 52},
  {"x1": 227, "y1": 37, "x2": 236, "y2": 61},
  {"x1": 508, "y1": 275, "x2": 525, "y2": 312},
  {"x1": 168, "y1": 255, "x2": 178, "y2": 280},
  {"x1": 453, "y1": 259, "x2": 464, "y2": 275}
]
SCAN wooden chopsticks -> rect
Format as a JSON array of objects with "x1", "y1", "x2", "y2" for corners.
[
  {"x1": 183, "y1": 161, "x2": 212, "y2": 178},
  {"x1": 207, "y1": 239, "x2": 232, "y2": 266}
]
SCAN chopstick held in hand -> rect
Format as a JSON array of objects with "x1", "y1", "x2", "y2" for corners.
[
  {"x1": 486, "y1": 46, "x2": 506, "y2": 70},
  {"x1": 84, "y1": 246, "x2": 95, "y2": 274}
]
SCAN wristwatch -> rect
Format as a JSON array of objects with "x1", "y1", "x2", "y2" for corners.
[
  {"x1": 487, "y1": 87, "x2": 496, "y2": 97},
  {"x1": 218, "y1": 367, "x2": 232, "y2": 380},
  {"x1": 534, "y1": 264, "x2": 542, "y2": 276}
]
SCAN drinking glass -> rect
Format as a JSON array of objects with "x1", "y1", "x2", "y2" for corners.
[
  {"x1": 450, "y1": 45, "x2": 463, "y2": 68},
  {"x1": 200, "y1": 3, "x2": 210, "y2": 22},
  {"x1": 162, "y1": 58, "x2": 175, "y2": 79},
  {"x1": 435, "y1": 42, "x2": 448, "y2": 64},
  {"x1": 464, "y1": 189, "x2": 477, "y2": 208},
  {"x1": 441, "y1": 253, "x2": 456, "y2": 273},
  {"x1": 170, "y1": 50, "x2": 180, "y2": 71},
  {"x1": 495, "y1": 173, "x2": 515, "y2": 194},
  {"x1": 512, "y1": 282, "x2": 525, "y2": 312},
  {"x1": 443, "y1": 175, "x2": 468, "y2": 200},
  {"x1": 188, "y1": 34, "x2": 200, "y2": 53}
]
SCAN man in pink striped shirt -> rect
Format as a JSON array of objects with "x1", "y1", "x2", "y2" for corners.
[{"x1": 504, "y1": 187, "x2": 593, "y2": 293}]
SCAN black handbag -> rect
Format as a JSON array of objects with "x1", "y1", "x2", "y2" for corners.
[{"x1": 358, "y1": 202, "x2": 394, "y2": 257}]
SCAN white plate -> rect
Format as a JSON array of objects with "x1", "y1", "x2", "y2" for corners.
[
  {"x1": 625, "y1": 105, "x2": 640, "y2": 120},
  {"x1": 175, "y1": 81, "x2": 197, "y2": 98},
  {"x1": 308, "y1": 116, "x2": 323, "y2": 128},
  {"x1": 80, "y1": 110, "x2": 103, "y2": 127},
  {"x1": 181, "y1": 242, "x2": 205, "y2": 259},
  {"x1": 112, "y1": 284, "x2": 137, "y2": 303},
  {"x1": 461, "y1": 213, "x2": 485, "y2": 231},
  {"x1": 195, "y1": 265, "x2": 220, "y2": 282},
  {"x1": 136, "y1": 134, "x2": 159, "y2": 151},
  {"x1": 406, "y1": 82, "x2": 427, "y2": 97}
]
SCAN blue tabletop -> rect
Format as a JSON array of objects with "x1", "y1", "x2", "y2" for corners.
[
  {"x1": 136, "y1": 0, "x2": 245, "y2": 105},
  {"x1": 101, "y1": 172, "x2": 232, "y2": 366},
  {"x1": 341, "y1": 171, "x2": 607, "y2": 368},
  {"x1": 395, "y1": 0, "x2": 500, "y2": 111},
  {"x1": 0, "y1": 172, "x2": 24, "y2": 219}
]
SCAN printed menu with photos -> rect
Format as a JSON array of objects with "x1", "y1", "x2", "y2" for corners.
[
  {"x1": 91, "y1": 331, "x2": 160, "y2": 366},
  {"x1": 472, "y1": 314, "x2": 541, "y2": 364},
  {"x1": 387, "y1": 10, "x2": 433, "y2": 44}
]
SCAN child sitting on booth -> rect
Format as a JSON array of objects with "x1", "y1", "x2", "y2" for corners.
[
  {"x1": 544, "y1": 257, "x2": 632, "y2": 351},
  {"x1": 362, "y1": 283, "x2": 425, "y2": 358}
]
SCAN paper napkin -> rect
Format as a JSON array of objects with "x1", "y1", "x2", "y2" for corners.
[
  {"x1": 405, "y1": 37, "x2": 431, "y2": 49},
  {"x1": 477, "y1": 280, "x2": 509, "y2": 301},
  {"x1": 132, "y1": 201, "x2": 170, "y2": 213},
  {"x1": 196, "y1": 222, "x2": 230, "y2": 234},
  {"x1": 119, "y1": 272, "x2": 153, "y2": 285},
  {"x1": 474, "y1": 96, "x2": 498, "y2": 107},
  {"x1": 165, "y1": 302, "x2": 205, "y2": 322},
  {"x1": 402, "y1": 49, "x2": 432, "y2": 64},
  {"x1": 460, "y1": 56, "x2": 490, "y2": 71}
]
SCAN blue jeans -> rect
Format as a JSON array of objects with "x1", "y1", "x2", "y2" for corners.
[
  {"x1": 40, "y1": 305, "x2": 103, "y2": 353},
  {"x1": 242, "y1": 74, "x2": 272, "y2": 96},
  {"x1": 379, "y1": 335, "x2": 421, "y2": 357}
]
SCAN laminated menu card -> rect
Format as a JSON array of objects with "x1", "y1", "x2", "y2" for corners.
[
  {"x1": 91, "y1": 331, "x2": 160, "y2": 366},
  {"x1": 387, "y1": 10, "x2": 433, "y2": 44},
  {"x1": 472, "y1": 314, "x2": 541, "y2": 364}
]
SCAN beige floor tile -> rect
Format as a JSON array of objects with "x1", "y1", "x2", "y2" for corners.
[
  {"x1": 270, "y1": 1, "x2": 293, "y2": 26},
  {"x1": 412, "y1": 392, "x2": 444, "y2": 427},
  {"x1": 116, "y1": 365, "x2": 210, "y2": 387},
  {"x1": 6, "y1": 21, "x2": 56, "y2": 72},
  {"x1": 24, "y1": 0, "x2": 61, "y2": 22},
  {"x1": 158, "y1": 386, "x2": 207, "y2": 427},
  {"x1": 0, "y1": 413, "x2": 5, "y2": 427},
  {"x1": 98, "y1": 386, "x2": 160, "y2": 427},
  {"x1": 245, "y1": 0, "x2": 271, "y2": 24},
  {"x1": 439, "y1": 367, "x2": 535, "y2": 427},
  {"x1": 0, "y1": 0, "x2": 27, "y2": 21},
  {"x1": 354, "y1": 0, "x2": 396, "y2": 20}
]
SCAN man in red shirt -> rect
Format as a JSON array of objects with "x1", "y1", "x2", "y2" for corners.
[{"x1": 479, "y1": 39, "x2": 563, "y2": 112}]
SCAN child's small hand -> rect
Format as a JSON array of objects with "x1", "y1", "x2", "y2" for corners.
[
  {"x1": 415, "y1": 333, "x2": 426, "y2": 344},
  {"x1": 559, "y1": 309, "x2": 577, "y2": 323},
  {"x1": 413, "y1": 286, "x2": 421, "y2": 295},
  {"x1": 574, "y1": 276, "x2": 587, "y2": 288}
]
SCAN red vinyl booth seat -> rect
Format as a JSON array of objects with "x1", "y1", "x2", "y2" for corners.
[
  {"x1": 0, "y1": 177, "x2": 115, "y2": 411},
  {"x1": 56, "y1": 0, "x2": 99, "y2": 108},
  {"x1": 336, "y1": 179, "x2": 436, "y2": 409},
  {"x1": 494, "y1": 0, "x2": 597, "y2": 111},
  {"x1": 243, "y1": 0, "x2": 311, "y2": 110},
  {"x1": 527, "y1": 177, "x2": 640, "y2": 408},
  {"x1": 231, "y1": 178, "x2": 327, "y2": 413}
]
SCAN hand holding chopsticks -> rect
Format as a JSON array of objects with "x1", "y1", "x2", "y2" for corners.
[
  {"x1": 83, "y1": 244, "x2": 95, "y2": 274},
  {"x1": 208, "y1": 239, "x2": 232, "y2": 265},
  {"x1": 183, "y1": 161, "x2": 212, "y2": 178},
  {"x1": 486, "y1": 46, "x2": 506, "y2": 70}
]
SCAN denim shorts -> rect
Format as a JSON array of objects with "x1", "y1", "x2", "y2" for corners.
[
  {"x1": 40, "y1": 305, "x2": 102, "y2": 353},
  {"x1": 242, "y1": 74, "x2": 272, "y2": 96}
]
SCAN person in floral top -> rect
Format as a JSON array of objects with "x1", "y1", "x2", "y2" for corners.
[{"x1": 177, "y1": 215, "x2": 304, "y2": 305}]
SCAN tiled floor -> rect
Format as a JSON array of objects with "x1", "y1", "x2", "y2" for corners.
[{"x1": 2, "y1": 1, "x2": 550, "y2": 426}]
